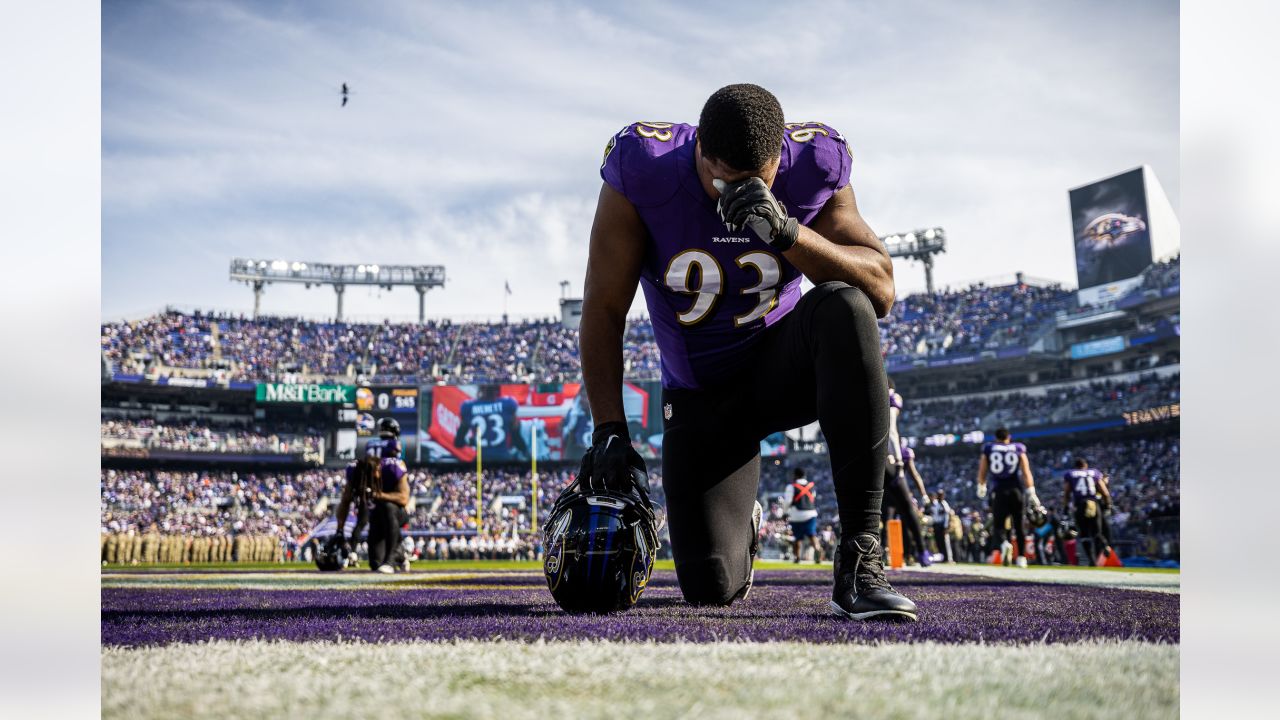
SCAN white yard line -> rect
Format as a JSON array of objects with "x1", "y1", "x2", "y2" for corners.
[
  {"x1": 913, "y1": 563, "x2": 1180, "y2": 594},
  {"x1": 100, "y1": 570, "x2": 539, "y2": 589}
]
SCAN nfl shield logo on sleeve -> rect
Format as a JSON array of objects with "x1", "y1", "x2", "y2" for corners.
[{"x1": 663, "y1": 403, "x2": 672, "y2": 420}]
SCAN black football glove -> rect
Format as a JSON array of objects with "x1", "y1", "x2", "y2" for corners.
[
  {"x1": 585, "y1": 420, "x2": 648, "y2": 494},
  {"x1": 713, "y1": 177, "x2": 800, "y2": 252}
]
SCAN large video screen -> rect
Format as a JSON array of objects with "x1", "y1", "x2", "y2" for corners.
[
  {"x1": 421, "y1": 381, "x2": 663, "y2": 464},
  {"x1": 1069, "y1": 167, "x2": 1153, "y2": 291}
]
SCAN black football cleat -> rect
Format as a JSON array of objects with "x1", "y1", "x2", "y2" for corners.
[{"x1": 830, "y1": 533, "x2": 918, "y2": 622}]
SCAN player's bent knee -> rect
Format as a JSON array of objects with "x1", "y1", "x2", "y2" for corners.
[
  {"x1": 807, "y1": 282, "x2": 878, "y2": 338},
  {"x1": 676, "y1": 556, "x2": 743, "y2": 606}
]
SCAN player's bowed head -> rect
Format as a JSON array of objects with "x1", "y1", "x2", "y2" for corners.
[{"x1": 693, "y1": 83, "x2": 894, "y2": 316}]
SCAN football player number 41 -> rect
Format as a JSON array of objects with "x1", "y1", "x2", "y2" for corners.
[{"x1": 665, "y1": 250, "x2": 780, "y2": 327}]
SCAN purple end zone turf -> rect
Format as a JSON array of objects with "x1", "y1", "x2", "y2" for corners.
[{"x1": 101, "y1": 570, "x2": 1178, "y2": 647}]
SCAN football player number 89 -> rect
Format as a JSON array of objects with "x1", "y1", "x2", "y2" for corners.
[
  {"x1": 988, "y1": 451, "x2": 1018, "y2": 475},
  {"x1": 664, "y1": 250, "x2": 780, "y2": 326}
]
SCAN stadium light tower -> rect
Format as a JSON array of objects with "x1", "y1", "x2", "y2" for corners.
[
  {"x1": 229, "y1": 259, "x2": 446, "y2": 322},
  {"x1": 881, "y1": 228, "x2": 946, "y2": 294}
]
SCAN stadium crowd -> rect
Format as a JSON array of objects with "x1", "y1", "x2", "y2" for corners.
[
  {"x1": 878, "y1": 281, "x2": 1076, "y2": 359},
  {"x1": 103, "y1": 276, "x2": 1127, "y2": 385},
  {"x1": 101, "y1": 428, "x2": 1175, "y2": 565},
  {"x1": 899, "y1": 372, "x2": 1180, "y2": 437},
  {"x1": 100, "y1": 418, "x2": 323, "y2": 455},
  {"x1": 100, "y1": 462, "x2": 670, "y2": 562}
]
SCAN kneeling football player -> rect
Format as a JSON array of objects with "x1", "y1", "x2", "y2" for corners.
[
  {"x1": 331, "y1": 418, "x2": 412, "y2": 573},
  {"x1": 576, "y1": 83, "x2": 916, "y2": 620}
]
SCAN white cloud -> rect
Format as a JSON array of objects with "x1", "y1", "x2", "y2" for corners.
[{"x1": 103, "y1": 0, "x2": 1178, "y2": 317}]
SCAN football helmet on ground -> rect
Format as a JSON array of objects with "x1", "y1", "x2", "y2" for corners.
[{"x1": 543, "y1": 453, "x2": 659, "y2": 613}]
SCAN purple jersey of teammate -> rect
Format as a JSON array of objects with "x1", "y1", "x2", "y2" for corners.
[
  {"x1": 601, "y1": 120, "x2": 853, "y2": 389},
  {"x1": 365, "y1": 436, "x2": 400, "y2": 459},
  {"x1": 1065, "y1": 468, "x2": 1104, "y2": 505},
  {"x1": 981, "y1": 441, "x2": 1027, "y2": 489},
  {"x1": 345, "y1": 454, "x2": 407, "y2": 495},
  {"x1": 900, "y1": 443, "x2": 915, "y2": 465}
]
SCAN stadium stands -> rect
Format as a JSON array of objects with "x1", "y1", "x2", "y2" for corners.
[
  {"x1": 100, "y1": 261, "x2": 1180, "y2": 564},
  {"x1": 899, "y1": 372, "x2": 1180, "y2": 437},
  {"x1": 879, "y1": 281, "x2": 1075, "y2": 359},
  {"x1": 102, "y1": 273, "x2": 1129, "y2": 385},
  {"x1": 100, "y1": 465, "x2": 669, "y2": 557},
  {"x1": 101, "y1": 418, "x2": 323, "y2": 456}
]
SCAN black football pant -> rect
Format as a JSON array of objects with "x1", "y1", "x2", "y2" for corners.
[
  {"x1": 1074, "y1": 507, "x2": 1104, "y2": 566},
  {"x1": 368, "y1": 501, "x2": 410, "y2": 570},
  {"x1": 661, "y1": 281, "x2": 890, "y2": 605},
  {"x1": 990, "y1": 487, "x2": 1026, "y2": 559},
  {"x1": 882, "y1": 469, "x2": 924, "y2": 559},
  {"x1": 933, "y1": 522, "x2": 953, "y2": 562}
]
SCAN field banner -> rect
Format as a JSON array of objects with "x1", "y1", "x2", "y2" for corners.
[
  {"x1": 1069, "y1": 166, "x2": 1179, "y2": 307},
  {"x1": 255, "y1": 383, "x2": 356, "y2": 404}
]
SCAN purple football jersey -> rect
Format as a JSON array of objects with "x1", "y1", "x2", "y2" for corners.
[
  {"x1": 345, "y1": 455, "x2": 407, "y2": 494},
  {"x1": 981, "y1": 441, "x2": 1027, "y2": 490},
  {"x1": 1065, "y1": 468, "x2": 1103, "y2": 504},
  {"x1": 601, "y1": 120, "x2": 853, "y2": 389}
]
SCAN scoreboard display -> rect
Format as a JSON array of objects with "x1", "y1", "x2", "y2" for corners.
[{"x1": 354, "y1": 385, "x2": 420, "y2": 461}]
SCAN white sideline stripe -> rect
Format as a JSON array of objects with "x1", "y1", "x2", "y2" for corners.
[
  {"x1": 102, "y1": 639, "x2": 1178, "y2": 720},
  {"x1": 913, "y1": 563, "x2": 1180, "y2": 594},
  {"x1": 100, "y1": 571, "x2": 541, "y2": 589}
]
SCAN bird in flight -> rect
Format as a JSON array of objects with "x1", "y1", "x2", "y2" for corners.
[{"x1": 341, "y1": 83, "x2": 349, "y2": 107}]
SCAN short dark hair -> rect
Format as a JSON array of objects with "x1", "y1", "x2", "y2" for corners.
[
  {"x1": 792, "y1": 468, "x2": 806, "y2": 480},
  {"x1": 697, "y1": 84, "x2": 785, "y2": 172},
  {"x1": 1073, "y1": 458, "x2": 1088, "y2": 469},
  {"x1": 995, "y1": 427, "x2": 1011, "y2": 441},
  {"x1": 886, "y1": 376, "x2": 895, "y2": 391}
]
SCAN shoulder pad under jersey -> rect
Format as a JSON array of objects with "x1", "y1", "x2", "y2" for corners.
[
  {"x1": 600, "y1": 121, "x2": 695, "y2": 208},
  {"x1": 778, "y1": 122, "x2": 853, "y2": 211}
]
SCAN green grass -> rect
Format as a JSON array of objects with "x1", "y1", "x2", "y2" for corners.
[{"x1": 102, "y1": 639, "x2": 1178, "y2": 720}]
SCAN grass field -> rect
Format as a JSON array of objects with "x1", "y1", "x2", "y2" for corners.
[
  {"x1": 101, "y1": 563, "x2": 1179, "y2": 719},
  {"x1": 104, "y1": 639, "x2": 1177, "y2": 720}
]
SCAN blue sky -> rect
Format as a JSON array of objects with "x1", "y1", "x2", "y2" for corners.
[{"x1": 102, "y1": 0, "x2": 1178, "y2": 322}]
